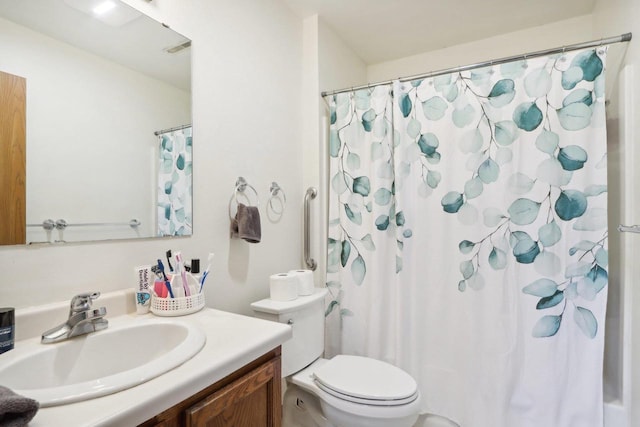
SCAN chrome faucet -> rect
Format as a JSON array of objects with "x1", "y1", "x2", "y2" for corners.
[{"x1": 41, "y1": 292, "x2": 108, "y2": 344}]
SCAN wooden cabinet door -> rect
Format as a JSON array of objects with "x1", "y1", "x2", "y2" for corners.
[
  {"x1": 185, "y1": 357, "x2": 281, "y2": 427},
  {"x1": 0, "y1": 70, "x2": 26, "y2": 245}
]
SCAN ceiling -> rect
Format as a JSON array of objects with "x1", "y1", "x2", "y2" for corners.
[
  {"x1": 0, "y1": 0, "x2": 597, "y2": 86},
  {"x1": 0, "y1": 0, "x2": 190, "y2": 90},
  {"x1": 283, "y1": 0, "x2": 597, "y2": 64}
]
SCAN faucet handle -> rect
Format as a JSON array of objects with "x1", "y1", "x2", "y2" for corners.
[{"x1": 70, "y1": 292, "x2": 101, "y2": 314}]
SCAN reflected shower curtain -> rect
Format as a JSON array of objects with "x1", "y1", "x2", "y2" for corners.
[
  {"x1": 326, "y1": 48, "x2": 609, "y2": 427},
  {"x1": 157, "y1": 126, "x2": 193, "y2": 236}
]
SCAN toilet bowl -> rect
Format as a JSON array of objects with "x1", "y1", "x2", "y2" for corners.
[
  {"x1": 289, "y1": 357, "x2": 421, "y2": 427},
  {"x1": 252, "y1": 287, "x2": 421, "y2": 427}
]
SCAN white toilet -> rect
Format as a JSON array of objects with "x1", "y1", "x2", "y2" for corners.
[{"x1": 251, "y1": 287, "x2": 421, "y2": 427}]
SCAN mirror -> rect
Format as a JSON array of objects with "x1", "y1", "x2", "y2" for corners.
[{"x1": 0, "y1": 0, "x2": 192, "y2": 245}]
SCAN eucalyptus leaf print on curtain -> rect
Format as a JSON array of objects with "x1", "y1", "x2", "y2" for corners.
[
  {"x1": 326, "y1": 48, "x2": 608, "y2": 427},
  {"x1": 157, "y1": 127, "x2": 193, "y2": 236},
  {"x1": 325, "y1": 86, "x2": 411, "y2": 358}
]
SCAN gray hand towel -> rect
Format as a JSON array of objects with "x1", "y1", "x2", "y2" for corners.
[
  {"x1": 0, "y1": 386, "x2": 39, "y2": 427},
  {"x1": 230, "y1": 203, "x2": 261, "y2": 243}
]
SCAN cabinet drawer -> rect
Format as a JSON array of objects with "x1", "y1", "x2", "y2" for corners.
[
  {"x1": 185, "y1": 357, "x2": 281, "y2": 427},
  {"x1": 138, "y1": 348, "x2": 281, "y2": 427}
]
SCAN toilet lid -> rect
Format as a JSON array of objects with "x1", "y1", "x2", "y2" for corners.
[{"x1": 312, "y1": 355, "x2": 418, "y2": 404}]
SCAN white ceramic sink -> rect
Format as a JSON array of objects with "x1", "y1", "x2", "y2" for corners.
[{"x1": 0, "y1": 318, "x2": 206, "y2": 407}]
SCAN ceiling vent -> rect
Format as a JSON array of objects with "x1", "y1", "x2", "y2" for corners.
[{"x1": 164, "y1": 40, "x2": 191, "y2": 54}]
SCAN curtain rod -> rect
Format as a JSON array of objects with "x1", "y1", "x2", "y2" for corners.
[
  {"x1": 321, "y1": 32, "x2": 632, "y2": 97},
  {"x1": 154, "y1": 123, "x2": 192, "y2": 136}
]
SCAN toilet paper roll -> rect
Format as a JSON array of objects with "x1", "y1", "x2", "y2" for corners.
[
  {"x1": 288, "y1": 269, "x2": 314, "y2": 296},
  {"x1": 270, "y1": 273, "x2": 299, "y2": 301}
]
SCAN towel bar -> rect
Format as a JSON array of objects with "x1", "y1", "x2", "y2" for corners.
[{"x1": 26, "y1": 219, "x2": 140, "y2": 230}]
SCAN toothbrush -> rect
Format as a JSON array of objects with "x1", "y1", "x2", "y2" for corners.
[
  {"x1": 157, "y1": 259, "x2": 174, "y2": 298},
  {"x1": 174, "y1": 252, "x2": 191, "y2": 296},
  {"x1": 199, "y1": 253, "x2": 215, "y2": 293},
  {"x1": 166, "y1": 250, "x2": 174, "y2": 273}
]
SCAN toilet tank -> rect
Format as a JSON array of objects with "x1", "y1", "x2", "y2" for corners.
[{"x1": 251, "y1": 287, "x2": 328, "y2": 377}]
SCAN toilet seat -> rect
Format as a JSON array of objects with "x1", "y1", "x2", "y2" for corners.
[
  {"x1": 314, "y1": 380, "x2": 419, "y2": 406},
  {"x1": 290, "y1": 358, "x2": 422, "y2": 423},
  {"x1": 312, "y1": 355, "x2": 419, "y2": 406}
]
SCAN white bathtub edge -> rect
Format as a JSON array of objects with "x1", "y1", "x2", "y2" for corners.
[{"x1": 604, "y1": 400, "x2": 626, "y2": 427}]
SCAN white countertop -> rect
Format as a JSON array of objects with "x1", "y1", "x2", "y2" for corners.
[{"x1": 17, "y1": 306, "x2": 291, "y2": 426}]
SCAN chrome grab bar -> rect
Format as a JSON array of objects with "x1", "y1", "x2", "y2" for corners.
[{"x1": 304, "y1": 187, "x2": 318, "y2": 271}]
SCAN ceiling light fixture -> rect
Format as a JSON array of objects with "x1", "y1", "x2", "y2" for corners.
[
  {"x1": 92, "y1": 1, "x2": 116, "y2": 15},
  {"x1": 63, "y1": 0, "x2": 142, "y2": 27}
]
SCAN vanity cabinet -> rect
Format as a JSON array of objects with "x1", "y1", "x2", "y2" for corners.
[{"x1": 139, "y1": 347, "x2": 282, "y2": 427}]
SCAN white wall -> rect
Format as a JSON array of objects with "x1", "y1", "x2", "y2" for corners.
[
  {"x1": 0, "y1": 0, "x2": 304, "y2": 316},
  {"x1": 318, "y1": 19, "x2": 368, "y2": 93},
  {"x1": 367, "y1": 14, "x2": 594, "y2": 83},
  {"x1": 302, "y1": 16, "x2": 367, "y2": 289},
  {"x1": 0, "y1": 16, "x2": 190, "y2": 243},
  {"x1": 301, "y1": 15, "x2": 321, "y2": 280}
]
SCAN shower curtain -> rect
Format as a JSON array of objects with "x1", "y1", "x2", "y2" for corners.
[
  {"x1": 326, "y1": 48, "x2": 609, "y2": 427},
  {"x1": 157, "y1": 126, "x2": 193, "y2": 236}
]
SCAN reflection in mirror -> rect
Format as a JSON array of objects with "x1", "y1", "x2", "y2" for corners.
[{"x1": 0, "y1": 0, "x2": 192, "y2": 245}]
